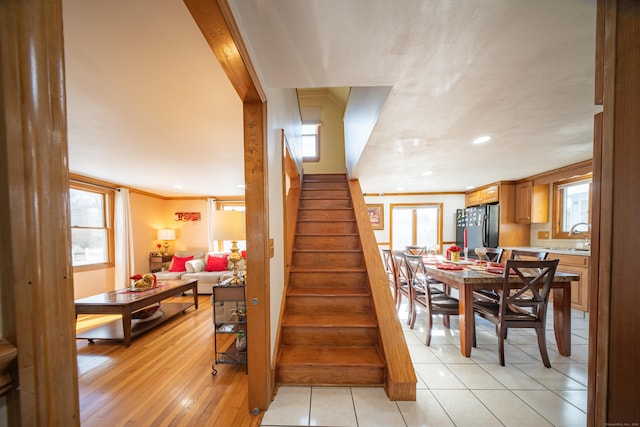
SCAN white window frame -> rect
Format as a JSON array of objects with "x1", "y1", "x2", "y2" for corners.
[
  {"x1": 389, "y1": 203, "x2": 443, "y2": 252},
  {"x1": 302, "y1": 123, "x2": 320, "y2": 162},
  {"x1": 69, "y1": 183, "x2": 114, "y2": 271}
]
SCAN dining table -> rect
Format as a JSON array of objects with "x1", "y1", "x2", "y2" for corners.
[{"x1": 422, "y1": 256, "x2": 578, "y2": 357}]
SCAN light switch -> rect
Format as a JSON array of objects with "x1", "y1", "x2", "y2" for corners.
[{"x1": 538, "y1": 231, "x2": 550, "y2": 239}]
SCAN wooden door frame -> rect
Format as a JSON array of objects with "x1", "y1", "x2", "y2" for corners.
[
  {"x1": 184, "y1": 0, "x2": 272, "y2": 413},
  {"x1": 1, "y1": 0, "x2": 80, "y2": 424}
]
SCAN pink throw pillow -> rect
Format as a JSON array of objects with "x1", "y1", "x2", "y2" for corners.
[
  {"x1": 169, "y1": 255, "x2": 194, "y2": 272},
  {"x1": 206, "y1": 254, "x2": 229, "y2": 272}
]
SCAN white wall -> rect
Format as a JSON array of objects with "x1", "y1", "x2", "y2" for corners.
[{"x1": 264, "y1": 87, "x2": 302, "y2": 359}]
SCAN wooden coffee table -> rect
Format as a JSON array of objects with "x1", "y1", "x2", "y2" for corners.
[{"x1": 75, "y1": 279, "x2": 198, "y2": 347}]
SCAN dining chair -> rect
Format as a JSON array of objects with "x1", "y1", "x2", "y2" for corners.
[
  {"x1": 473, "y1": 247, "x2": 505, "y2": 302},
  {"x1": 484, "y1": 247, "x2": 504, "y2": 263},
  {"x1": 472, "y1": 259, "x2": 559, "y2": 367},
  {"x1": 391, "y1": 250, "x2": 412, "y2": 322},
  {"x1": 404, "y1": 253, "x2": 460, "y2": 346},
  {"x1": 381, "y1": 249, "x2": 396, "y2": 298},
  {"x1": 405, "y1": 245, "x2": 427, "y2": 255},
  {"x1": 510, "y1": 249, "x2": 548, "y2": 260}
]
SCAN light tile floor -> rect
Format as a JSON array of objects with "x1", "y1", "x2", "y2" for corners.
[{"x1": 261, "y1": 300, "x2": 589, "y2": 427}]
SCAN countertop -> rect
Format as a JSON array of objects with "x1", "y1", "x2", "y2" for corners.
[{"x1": 505, "y1": 246, "x2": 590, "y2": 256}]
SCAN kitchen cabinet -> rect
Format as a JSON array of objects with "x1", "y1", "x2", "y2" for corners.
[
  {"x1": 499, "y1": 249, "x2": 589, "y2": 312},
  {"x1": 465, "y1": 185, "x2": 499, "y2": 207},
  {"x1": 552, "y1": 253, "x2": 590, "y2": 312},
  {"x1": 515, "y1": 181, "x2": 549, "y2": 224}
]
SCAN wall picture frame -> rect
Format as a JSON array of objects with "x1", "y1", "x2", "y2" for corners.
[{"x1": 366, "y1": 204, "x2": 384, "y2": 230}]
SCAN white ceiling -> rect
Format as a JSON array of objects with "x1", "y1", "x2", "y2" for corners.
[{"x1": 63, "y1": 0, "x2": 600, "y2": 197}]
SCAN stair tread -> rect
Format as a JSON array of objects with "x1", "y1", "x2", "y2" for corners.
[
  {"x1": 278, "y1": 345, "x2": 384, "y2": 367},
  {"x1": 295, "y1": 232, "x2": 358, "y2": 236},
  {"x1": 283, "y1": 312, "x2": 377, "y2": 327},
  {"x1": 287, "y1": 287, "x2": 369, "y2": 296},
  {"x1": 297, "y1": 218, "x2": 355, "y2": 221},
  {"x1": 293, "y1": 248, "x2": 361, "y2": 253},
  {"x1": 290, "y1": 267, "x2": 366, "y2": 273}
]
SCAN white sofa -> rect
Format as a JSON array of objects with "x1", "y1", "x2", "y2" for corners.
[{"x1": 154, "y1": 251, "x2": 243, "y2": 294}]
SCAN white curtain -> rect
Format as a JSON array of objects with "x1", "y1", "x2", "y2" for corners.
[
  {"x1": 207, "y1": 197, "x2": 218, "y2": 252},
  {"x1": 115, "y1": 188, "x2": 135, "y2": 286}
]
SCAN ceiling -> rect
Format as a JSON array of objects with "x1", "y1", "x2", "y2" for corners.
[{"x1": 63, "y1": 0, "x2": 599, "y2": 197}]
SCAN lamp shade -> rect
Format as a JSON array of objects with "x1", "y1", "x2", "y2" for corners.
[
  {"x1": 211, "y1": 210, "x2": 246, "y2": 241},
  {"x1": 157, "y1": 228, "x2": 176, "y2": 241}
]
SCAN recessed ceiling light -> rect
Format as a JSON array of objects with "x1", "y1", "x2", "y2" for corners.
[
  {"x1": 466, "y1": 185, "x2": 475, "y2": 190},
  {"x1": 173, "y1": 184, "x2": 183, "y2": 189},
  {"x1": 421, "y1": 171, "x2": 433, "y2": 176},
  {"x1": 237, "y1": 184, "x2": 246, "y2": 188},
  {"x1": 473, "y1": 135, "x2": 491, "y2": 144},
  {"x1": 396, "y1": 187, "x2": 404, "y2": 191}
]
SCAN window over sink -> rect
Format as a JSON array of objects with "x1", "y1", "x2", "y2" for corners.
[{"x1": 552, "y1": 176, "x2": 592, "y2": 240}]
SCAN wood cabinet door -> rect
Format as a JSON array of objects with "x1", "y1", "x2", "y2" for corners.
[{"x1": 515, "y1": 181, "x2": 533, "y2": 224}]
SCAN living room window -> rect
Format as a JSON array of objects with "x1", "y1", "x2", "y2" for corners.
[
  {"x1": 302, "y1": 123, "x2": 320, "y2": 162},
  {"x1": 69, "y1": 184, "x2": 114, "y2": 270},
  {"x1": 552, "y1": 176, "x2": 592, "y2": 239},
  {"x1": 390, "y1": 203, "x2": 443, "y2": 252}
]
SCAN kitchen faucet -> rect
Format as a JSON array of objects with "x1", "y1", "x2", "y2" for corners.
[{"x1": 569, "y1": 222, "x2": 591, "y2": 248}]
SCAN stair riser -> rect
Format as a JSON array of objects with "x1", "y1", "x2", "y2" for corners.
[
  {"x1": 302, "y1": 190, "x2": 350, "y2": 199},
  {"x1": 297, "y1": 209, "x2": 354, "y2": 221},
  {"x1": 297, "y1": 221, "x2": 357, "y2": 234},
  {"x1": 286, "y1": 296, "x2": 372, "y2": 314},
  {"x1": 276, "y1": 366, "x2": 384, "y2": 386},
  {"x1": 294, "y1": 235, "x2": 360, "y2": 250},
  {"x1": 292, "y1": 252, "x2": 363, "y2": 268},
  {"x1": 303, "y1": 181, "x2": 348, "y2": 190},
  {"x1": 289, "y1": 272, "x2": 368, "y2": 288},
  {"x1": 300, "y1": 199, "x2": 352, "y2": 209},
  {"x1": 281, "y1": 327, "x2": 378, "y2": 346},
  {"x1": 303, "y1": 174, "x2": 347, "y2": 182}
]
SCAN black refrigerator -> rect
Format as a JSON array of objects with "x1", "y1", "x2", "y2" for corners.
[{"x1": 455, "y1": 204, "x2": 499, "y2": 258}]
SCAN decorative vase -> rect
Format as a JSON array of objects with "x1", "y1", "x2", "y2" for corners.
[
  {"x1": 236, "y1": 334, "x2": 247, "y2": 351},
  {"x1": 451, "y1": 251, "x2": 460, "y2": 263}
]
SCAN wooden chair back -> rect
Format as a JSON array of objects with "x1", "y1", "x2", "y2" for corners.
[
  {"x1": 484, "y1": 247, "x2": 504, "y2": 263},
  {"x1": 500, "y1": 259, "x2": 559, "y2": 316},
  {"x1": 405, "y1": 245, "x2": 427, "y2": 255},
  {"x1": 510, "y1": 249, "x2": 548, "y2": 261}
]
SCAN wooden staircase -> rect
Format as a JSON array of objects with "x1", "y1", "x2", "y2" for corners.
[{"x1": 277, "y1": 173, "x2": 386, "y2": 386}]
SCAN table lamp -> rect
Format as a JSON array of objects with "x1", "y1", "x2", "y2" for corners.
[
  {"x1": 211, "y1": 210, "x2": 246, "y2": 284},
  {"x1": 157, "y1": 229, "x2": 176, "y2": 254}
]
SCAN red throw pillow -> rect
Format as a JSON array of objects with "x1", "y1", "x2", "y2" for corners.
[
  {"x1": 240, "y1": 250, "x2": 247, "y2": 258},
  {"x1": 205, "y1": 254, "x2": 229, "y2": 272},
  {"x1": 169, "y1": 255, "x2": 194, "y2": 272}
]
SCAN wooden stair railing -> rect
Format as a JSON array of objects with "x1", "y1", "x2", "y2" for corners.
[
  {"x1": 275, "y1": 173, "x2": 416, "y2": 401},
  {"x1": 349, "y1": 178, "x2": 417, "y2": 400}
]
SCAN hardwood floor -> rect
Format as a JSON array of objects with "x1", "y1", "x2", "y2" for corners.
[{"x1": 76, "y1": 295, "x2": 262, "y2": 426}]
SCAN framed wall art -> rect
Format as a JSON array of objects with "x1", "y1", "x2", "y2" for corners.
[{"x1": 366, "y1": 204, "x2": 384, "y2": 230}]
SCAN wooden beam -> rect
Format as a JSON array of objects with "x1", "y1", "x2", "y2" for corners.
[{"x1": 184, "y1": 0, "x2": 272, "y2": 413}]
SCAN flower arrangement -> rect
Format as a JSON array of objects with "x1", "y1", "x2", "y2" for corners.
[{"x1": 447, "y1": 245, "x2": 462, "y2": 262}]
